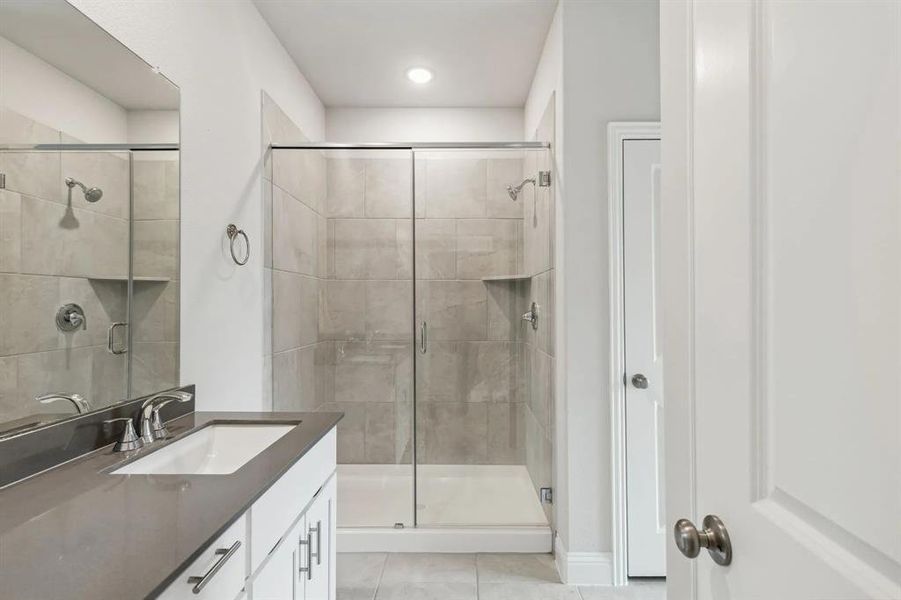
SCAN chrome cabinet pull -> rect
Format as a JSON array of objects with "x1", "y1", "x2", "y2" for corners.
[
  {"x1": 419, "y1": 321, "x2": 427, "y2": 354},
  {"x1": 107, "y1": 322, "x2": 127, "y2": 355},
  {"x1": 299, "y1": 531, "x2": 312, "y2": 579},
  {"x1": 186, "y1": 540, "x2": 241, "y2": 594},
  {"x1": 310, "y1": 520, "x2": 322, "y2": 565}
]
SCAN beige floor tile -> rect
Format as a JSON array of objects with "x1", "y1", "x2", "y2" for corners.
[
  {"x1": 336, "y1": 553, "x2": 386, "y2": 600},
  {"x1": 380, "y1": 553, "x2": 477, "y2": 584},
  {"x1": 375, "y1": 582, "x2": 477, "y2": 600},
  {"x1": 476, "y1": 553, "x2": 560, "y2": 584},
  {"x1": 478, "y1": 582, "x2": 583, "y2": 600}
]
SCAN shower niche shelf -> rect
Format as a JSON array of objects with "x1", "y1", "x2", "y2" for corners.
[
  {"x1": 87, "y1": 275, "x2": 171, "y2": 283},
  {"x1": 481, "y1": 274, "x2": 531, "y2": 282}
]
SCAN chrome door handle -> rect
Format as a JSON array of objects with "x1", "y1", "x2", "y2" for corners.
[
  {"x1": 419, "y1": 321, "x2": 427, "y2": 354},
  {"x1": 631, "y1": 373, "x2": 648, "y2": 389},
  {"x1": 673, "y1": 515, "x2": 732, "y2": 566},
  {"x1": 299, "y1": 531, "x2": 313, "y2": 580},
  {"x1": 186, "y1": 540, "x2": 241, "y2": 594},
  {"x1": 108, "y1": 322, "x2": 128, "y2": 355},
  {"x1": 310, "y1": 520, "x2": 322, "y2": 565}
]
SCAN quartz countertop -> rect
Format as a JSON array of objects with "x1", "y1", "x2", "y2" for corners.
[{"x1": 0, "y1": 411, "x2": 342, "y2": 599}]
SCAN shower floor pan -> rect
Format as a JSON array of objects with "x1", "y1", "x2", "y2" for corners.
[{"x1": 337, "y1": 464, "x2": 552, "y2": 553}]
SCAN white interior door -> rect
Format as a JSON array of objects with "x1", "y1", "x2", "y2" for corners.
[
  {"x1": 623, "y1": 137, "x2": 666, "y2": 577},
  {"x1": 661, "y1": 1, "x2": 901, "y2": 598}
]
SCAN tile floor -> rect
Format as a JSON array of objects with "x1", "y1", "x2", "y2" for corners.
[{"x1": 337, "y1": 553, "x2": 666, "y2": 600}]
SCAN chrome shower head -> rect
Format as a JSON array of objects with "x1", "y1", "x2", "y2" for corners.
[
  {"x1": 65, "y1": 177, "x2": 103, "y2": 202},
  {"x1": 506, "y1": 178, "x2": 536, "y2": 201}
]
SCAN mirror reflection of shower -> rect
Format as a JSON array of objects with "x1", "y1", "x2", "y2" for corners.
[{"x1": 65, "y1": 177, "x2": 103, "y2": 202}]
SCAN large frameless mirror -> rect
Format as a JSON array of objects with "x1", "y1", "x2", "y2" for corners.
[{"x1": 0, "y1": 0, "x2": 180, "y2": 437}]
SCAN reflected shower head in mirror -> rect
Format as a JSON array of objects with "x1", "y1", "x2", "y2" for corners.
[
  {"x1": 506, "y1": 177, "x2": 536, "y2": 201},
  {"x1": 65, "y1": 177, "x2": 103, "y2": 202}
]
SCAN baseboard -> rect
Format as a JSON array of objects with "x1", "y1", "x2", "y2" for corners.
[{"x1": 555, "y1": 535, "x2": 613, "y2": 586}]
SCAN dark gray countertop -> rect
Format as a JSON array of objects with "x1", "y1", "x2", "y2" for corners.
[{"x1": 0, "y1": 411, "x2": 342, "y2": 600}]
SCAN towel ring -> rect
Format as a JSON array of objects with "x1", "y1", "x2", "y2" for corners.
[{"x1": 226, "y1": 224, "x2": 249, "y2": 266}]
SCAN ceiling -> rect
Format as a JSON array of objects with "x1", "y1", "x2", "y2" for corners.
[
  {"x1": 253, "y1": 0, "x2": 558, "y2": 108},
  {"x1": 0, "y1": 0, "x2": 179, "y2": 110}
]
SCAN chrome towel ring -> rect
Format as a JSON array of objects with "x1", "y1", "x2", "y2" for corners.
[{"x1": 226, "y1": 223, "x2": 249, "y2": 266}]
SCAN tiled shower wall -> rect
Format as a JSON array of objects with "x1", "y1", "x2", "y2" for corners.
[{"x1": 0, "y1": 107, "x2": 179, "y2": 424}]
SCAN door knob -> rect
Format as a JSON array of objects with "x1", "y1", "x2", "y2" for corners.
[
  {"x1": 631, "y1": 373, "x2": 648, "y2": 389},
  {"x1": 673, "y1": 515, "x2": 732, "y2": 566}
]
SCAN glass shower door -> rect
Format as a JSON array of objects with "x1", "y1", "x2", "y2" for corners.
[
  {"x1": 267, "y1": 147, "x2": 415, "y2": 529},
  {"x1": 413, "y1": 147, "x2": 551, "y2": 527}
]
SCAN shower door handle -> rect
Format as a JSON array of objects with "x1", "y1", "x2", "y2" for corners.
[{"x1": 419, "y1": 321, "x2": 427, "y2": 354}]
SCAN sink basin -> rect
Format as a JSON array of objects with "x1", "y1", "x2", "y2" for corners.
[{"x1": 112, "y1": 423, "x2": 296, "y2": 475}]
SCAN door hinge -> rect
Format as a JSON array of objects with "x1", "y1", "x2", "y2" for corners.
[{"x1": 540, "y1": 487, "x2": 553, "y2": 504}]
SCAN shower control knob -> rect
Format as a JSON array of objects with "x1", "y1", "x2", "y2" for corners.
[
  {"x1": 56, "y1": 303, "x2": 86, "y2": 332},
  {"x1": 631, "y1": 373, "x2": 648, "y2": 389}
]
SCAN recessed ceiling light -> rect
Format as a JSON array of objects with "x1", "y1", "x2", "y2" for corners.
[{"x1": 406, "y1": 67, "x2": 433, "y2": 84}]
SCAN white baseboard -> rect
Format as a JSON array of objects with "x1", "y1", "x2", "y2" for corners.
[
  {"x1": 338, "y1": 526, "x2": 552, "y2": 553},
  {"x1": 555, "y1": 535, "x2": 614, "y2": 586}
]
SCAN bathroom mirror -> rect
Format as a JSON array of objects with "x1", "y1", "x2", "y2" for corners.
[{"x1": 0, "y1": 0, "x2": 180, "y2": 437}]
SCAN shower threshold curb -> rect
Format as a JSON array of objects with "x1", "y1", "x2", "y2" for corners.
[{"x1": 337, "y1": 526, "x2": 552, "y2": 553}]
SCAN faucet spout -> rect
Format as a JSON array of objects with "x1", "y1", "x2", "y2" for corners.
[
  {"x1": 140, "y1": 390, "x2": 194, "y2": 443},
  {"x1": 36, "y1": 393, "x2": 92, "y2": 414}
]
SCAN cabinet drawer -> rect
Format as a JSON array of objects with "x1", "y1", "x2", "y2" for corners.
[
  {"x1": 160, "y1": 513, "x2": 247, "y2": 600},
  {"x1": 250, "y1": 428, "x2": 336, "y2": 574}
]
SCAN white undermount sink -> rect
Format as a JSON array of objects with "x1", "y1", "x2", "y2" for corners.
[{"x1": 112, "y1": 423, "x2": 296, "y2": 475}]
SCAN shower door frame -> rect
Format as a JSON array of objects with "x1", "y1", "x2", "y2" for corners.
[{"x1": 272, "y1": 141, "x2": 550, "y2": 530}]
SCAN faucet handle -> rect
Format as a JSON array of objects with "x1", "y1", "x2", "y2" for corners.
[{"x1": 103, "y1": 417, "x2": 144, "y2": 453}]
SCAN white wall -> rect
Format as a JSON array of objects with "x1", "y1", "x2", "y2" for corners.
[
  {"x1": 70, "y1": 0, "x2": 325, "y2": 410},
  {"x1": 0, "y1": 35, "x2": 128, "y2": 142},
  {"x1": 326, "y1": 107, "x2": 523, "y2": 142},
  {"x1": 524, "y1": 0, "x2": 660, "y2": 583},
  {"x1": 127, "y1": 110, "x2": 179, "y2": 144}
]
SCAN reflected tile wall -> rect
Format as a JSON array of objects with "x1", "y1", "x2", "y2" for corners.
[{"x1": 0, "y1": 108, "x2": 179, "y2": 423}]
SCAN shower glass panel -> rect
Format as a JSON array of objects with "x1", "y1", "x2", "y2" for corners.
[
  {"x1": 267, "y1": 148, "x2": 415, "y2": 529},
  {"x1": 413, "y1": 147, "x2": 551, "y2": 528}
]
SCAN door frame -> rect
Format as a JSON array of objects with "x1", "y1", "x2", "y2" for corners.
[{"x1": 607, "y1": 121, "x2": 662, "y2": 586}]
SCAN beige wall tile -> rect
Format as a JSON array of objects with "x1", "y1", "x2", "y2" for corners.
[
  {"x1": 524, "y1": 407, "x2": 552, "y2": 494},
  {"x1": 485, "y1": 280, "x2": 524, "y2": 341},
  {"x1": 320, "y1": 280, "x2": 366, "y2": 340},
  {"x1": 334, "y1": 341, "x2": 399, "y2": 404},
  {"x1": 131, "y1": 342, "x2": 179, "y2": 398},
  {"x1": 0, "y1": 274, "x2": 59, "y2": 355},
  {"x1": 133, "y1": 220, "x2": 178, "y2": 280},
  {"x1": 414, "y1": 219, "x2": 456, "y2": 280},
  {"x1": 272, "y1": 345, "x2": 327, "y2": 412},
  {"x1": 416, "y1": 280, "x2": 487, "y2": 341},
  {"x1": 0, "y1": 190, "x2": 22, "y2": 273},
  {"x1": 528, "y1": 347, "x2": 554, "y2": 433},
  {"x1": 417, "y1": 402, "x2": 488, "y2": 464},
  {"x1": 18, "y1": 347, "x2": 93, "y2": 412},
  {"x1": 415, "y1": 341, "x2": 460, "y2": 403},
  {"x1": 91, "y1": 347, "x2": 127, "y2": 408},
  {"x1": 488, "y1": 402, "x2": 525, "y2": 464},
  {"x1": 0, "y1": 109, "x2": 60, "y2": 202},
  {"x1": 365, "y1": 402, "x2": 396, "y2": 463},
  {"x1": 456, "y1": 219, "x2": 519, "y2": 280},
  {"x1": 21, "y1": 197, "x2": 128, "y2": 278},
  {"x1": 486, "y1": 159, "x2": 525, "y2": 218},
  {"x1": 425, "y1": 158, "x2": 486, "y2": 218},
  {"x1": 320, "y1": 400, "x2": 365, "y2": 463},
  {"x1": 273, "y1": 186, "x2": 318, "y2": 275},
  {"x1": 0, "y1": 356, "x2": 19, "y2": 422},
  {"x1": 365, "y1": 158, "x2": 412, "y2": 218},
  {"x1": 326, "y1": 158, "x2": 365, "y2": 217},
  {"x1": 365, "y1": 280, "x2": 412, "y2": 340},
  {"x1": 263, "y1": 180, "x2": 273, "y2": 268},
  {"x1": 272, "y1": 271, "x2": 319, "y2": 352},
  {"x1": 396, "y1": 220, "x2": 413, "y2": 280},
  {"x1": 273, "y1": 150, "x2": 326, "y2": 213},
  {"x1": 333, "y1": 219, "x2": 399, "y2": 279},
  {"x1": 317, "y1": 214, "x2": 328, "y2": 277},
  {"x1": 58, "y1": 277, "x2": 128, "y2": 348},
  {"x1": 131, "y1": 281, "x2": 178, "y2": 343}
]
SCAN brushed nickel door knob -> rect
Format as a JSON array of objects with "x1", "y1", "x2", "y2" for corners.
[
  {"x1": 673, "y1": 514, "x2": 732, "y2": 566},
  {"x1": 631, "y1": 373, "x2": 649, "y2": 389}
]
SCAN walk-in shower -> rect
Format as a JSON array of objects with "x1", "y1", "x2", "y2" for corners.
[{"x1": 263, "y1": 95, "x2": 556, "y2": 552}]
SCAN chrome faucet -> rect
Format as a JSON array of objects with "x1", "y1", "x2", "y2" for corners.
[
  {"x1": 36, "y1": 393, "x2": 92, "y2": 414},
  {"x1": 140, "y1": 390, "x2": 193, "y2": 443}
]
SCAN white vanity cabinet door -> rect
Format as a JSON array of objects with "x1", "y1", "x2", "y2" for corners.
[
  {"x1": 159, "y1": 514, "x2": 247, "y2": 600},
  {"x1": 252, "y1": 514, "x2": 305, "y2": 600},
  {"x1": 303, "y1": 476, "x2": 336, "y2": 600}
]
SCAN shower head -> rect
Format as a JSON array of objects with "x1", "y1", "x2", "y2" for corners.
[
  {"x1": 65, "y1": 177, "x2": 103, "y2": 202},
  {"x1": 506, "y1": 178, "x2": 536, "y2": 201}
]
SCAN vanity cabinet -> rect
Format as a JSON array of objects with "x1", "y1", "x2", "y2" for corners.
[{"x1": 159, "y1": 428, "x2": 337, "y2": 600}]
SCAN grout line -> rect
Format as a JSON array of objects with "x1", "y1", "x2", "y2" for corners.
[{"x1": 372, "y1": 553, "x2": 389, "y2": 600}]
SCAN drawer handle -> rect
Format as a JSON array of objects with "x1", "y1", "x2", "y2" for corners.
[
  {"x1": 299, "y1": 531, "x2": 313, "y2": 580},
  {"x1": 310, "y1": 520, "x2": 322, "y2": 565},
  {"x1": 187, "y1": 540, "x2": 241, "y2": 594}
]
